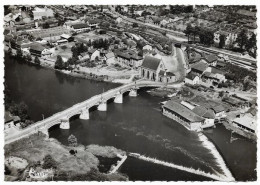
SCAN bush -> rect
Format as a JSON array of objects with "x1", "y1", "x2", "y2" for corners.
[
  {"x1": 5, "y1": 165, "x2": 11, "y2": 175},
  {"x1": 42, "y1": 154, "x2": 58, "y2": 169}
]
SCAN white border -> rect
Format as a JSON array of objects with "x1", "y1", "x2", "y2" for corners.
[{"x1": 0, "y1": 0, "x2": 259, "y2": 185}]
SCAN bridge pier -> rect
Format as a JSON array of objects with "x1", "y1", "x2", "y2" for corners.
[
  {"x1": 114, "y1": 92, "x2": 123, "y2": 104},
  {"x1": 80, "y1": 109, "x2": 89, "y2": 120},
  {"x1": 129, "y1": 88, "x2": 138, "y2": 97},
  {"x1": 60, "y1": 119, "x2": 70, "y2": 129},
  {"x1": 98, "y1": 101, "x2": 107, "y2": 111}
]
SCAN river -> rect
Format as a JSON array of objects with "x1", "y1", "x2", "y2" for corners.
[{"x1": 4, "y1": 54, "x2": 256, "y2": 181}]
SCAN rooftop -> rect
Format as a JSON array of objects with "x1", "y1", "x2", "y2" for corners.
[
  {"x1": 186, "y1": 72, "x2": 198, "y2": 80},
  {"x1": 191, "y1": 61, "x2": 209, "y2": 73},
  {"x1": 141, "y1": 56, "x2": 161, "y2": 71},
  {"x1": 72, "y1": 23, "x2": 89, "y2": 29},
  {"x1": 233, "y1": 114, "x2": 256, "y2": 131},
  {"x1": 192, "y1": 106, "x2": 215, "y2": 119},
  {"x1": 163, "y1": 100, "x2": 204, "y2": 123},
  {"x1": 204, "y1": 54, "x2": 218, "y2": 63}
]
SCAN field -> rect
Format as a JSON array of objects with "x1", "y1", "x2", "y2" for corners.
[
  {"x1": 75, "y1": 31, "x2": 111, "y2": 42},
  {"x1": 49, "y1": 42, "x2": 75, "y2": 61},
  {"x1": 4, "y1": 132, "x2": 128, "y2": 181}
]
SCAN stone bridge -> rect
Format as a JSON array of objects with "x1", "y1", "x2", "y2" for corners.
[{"x1": 5, "y1": 80, "x2": 183, "y2": 144}]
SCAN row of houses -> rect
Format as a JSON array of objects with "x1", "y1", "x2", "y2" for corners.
[{"x1": 185, "y1": 54, "x2": 227, "y2": 86}]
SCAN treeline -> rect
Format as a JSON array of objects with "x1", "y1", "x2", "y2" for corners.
[
  {"x1": 224, "y1": 63, "x2": 256, "y2": 83},
  {"x1": 4, "y1": 84, "x2": 34, "y2": 128},
  {"x1": 7, "y1": 48, "x2": 41, "y2": 65},
  {"x1": 184, "y1": 25, "x2": 257, "y2": 58},
  {"x1": 184, "y1": 24, "x2": 214, "y2": 46}
]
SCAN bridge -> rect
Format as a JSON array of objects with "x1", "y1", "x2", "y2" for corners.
[{"x1": 5, "y1": 80, "x2": 183, "y2": 144}]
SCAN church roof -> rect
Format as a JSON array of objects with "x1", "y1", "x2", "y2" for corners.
[{"x1": 141, "y1": 56, "x2": 161, "y2": 71}]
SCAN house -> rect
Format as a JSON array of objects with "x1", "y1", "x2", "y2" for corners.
[
  {"x1": 71, "y1": 23, "x2": 90, "y2": 33},
  {"x1": 211, "y1": 105, "x2": 226, "y2": 119},
  {"x1": 209, "y1": 67, "x2": 226, "y2": 83},
  {"x1": 140, "y1": 55, "x2": 166, "y2": 81},
  {"x1": 78, "y1": 52, "x2": 90, "y2": 61},
  {"x1": 143, "y1": 44, "x2": 153, "y2": 51},
  {"x1": 158, "y1": 71, "x2": 176, "y2": 83},
  {"x1": 204, "y1": 54, "x2": 218, "y2": 67},
  {"x1": 89, "y1": 49, "x2": 100, "y2": 61},
  {"x1": 134, "y1": 10, "x2": 144, "y2": 16},
  {"x1": 151, "y1": 16, "x2": 163, "y2": 25},
  {"x1": 216, "y1": 60, "x2": 226, "y2": 69},
  {"x1": 29, "y1": 43, "x2": 49, "y2": 57},
  {"x1": 114, "y1": 50, "x2": 143, "y2": 68},
  {"x1": 214, "y1": 30, "x2": 238, "y2": 48},
  {"x1": 105, "y1": 52, "x2": 115, "y2": 65},
  {"x1": 192, "y1": 106, "x2": 215, "y2": 128},
  {"x1": 63, "y1": 20, "x2": 84, "y2": 29},
  {"x1": 87, "y1": 19, "x2": 100, "y2": 29},
  {"x1": 60, "y1": 34, "x2": 74, "y2": 42},
  {"x1": 4, "y1": 111, "x2": 21, "y2": 132},
  {"x1": 190, "y1": 61, "x2": 209, "y2": 76},
  {"x1": 32, "y1": 6, "x2": 54, "y2": 20},
  {"x1": 162, "y1": 99, "x2": 204, "y2": 131},
  {"x1": 232, "y1": 109, "x2": 257, "y2": 135},
  {"x1": 185, "y1": 72, "x2": 200, "y2": 85}
]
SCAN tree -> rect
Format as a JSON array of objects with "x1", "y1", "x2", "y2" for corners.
[
  {"x1": 184, "y1": 23, "x2": 192, "y2": 42},
  {"x1": 34, "y1": 56, "x2": 41, "y2": 65},
  {"x1": 24, "y1": 55, "x2": 32, "y2": 63},
  {"x1": 60, "y1": 45, "x2": 67, "y2": 51},
  {"x1": 42, "y1": 22, "x2": 50, "y2": 29},
  {"x1": 199, "y1": 29, "x2": 214, "y2": 46},
  {"x1": 7, "y1": 48, "x2": 12, "y2": 56},
  {"x1": 5, "y1": 165, "x2": 11, "y2": 175},
  {"x1": 133, "y1": 23, "x2": 139, "y2": 28},
  {"x1": 68, "y1": 134, "x2": 77, "y2": 147},
  {"x1": 219, "y1": 34, "x2": 226, "y2": 48},
  {"x1": 16, "y1": 48, "x2": 23, "y2": 59},
  {"x1": 42, "y1": 154, "x2": 57, "y2": 169},
  {"x1": 246, "y1": 33, "x2": 256, "y2": 58},
  {"x1": 55, "y1": 55, "x2": 64, "y2": 69},
  {"x1": 67, "y1": 57, "x2": 77, "y2": 66},
  {"x1": 236, "y1": 29, "x2": 248, "y2": 51}
]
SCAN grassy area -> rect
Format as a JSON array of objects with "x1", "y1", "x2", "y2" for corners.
[
  {"x1": 4, "y1": 132, "x2": 127, "y2": 181},
  {"x1": 76, "y1": 31, "x2": 111, "y2": 42}
]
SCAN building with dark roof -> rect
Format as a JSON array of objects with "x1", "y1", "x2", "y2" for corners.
[
  {"x1": 191, "y1": 61, "x2": 209, "y2": 75},
  {"x1": 185, "y1": 72, "x2": 200, "y2": 85},
  {"x1": 140, "y1": 55, "x2": 163, "y2": 81},
  {"x1": 163, "y1": 98, "x2": 216, "y2": 130},
  {"x1": 204, "y1": 54, "x2": 218, "y2": 66},
  {"x1": 162, "y1": 100, "x2": 204, "y2": 131},
  {"x1": 29, "y1": 43, "x2": 47, "y2": 57},
  {"x1": 71, "y1": 23, "x2": 91, "y2": 33},
  {"x1": 114, "y1": 50, "x2": 143, "y2": 68}
]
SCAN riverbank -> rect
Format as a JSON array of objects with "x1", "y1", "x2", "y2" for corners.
[
  {"x1": 4, "y1": 48, "x2": 136, "y2": 85},
  {"x1": 4, "y1": 132, "x2": 128, "y2": 181}
]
